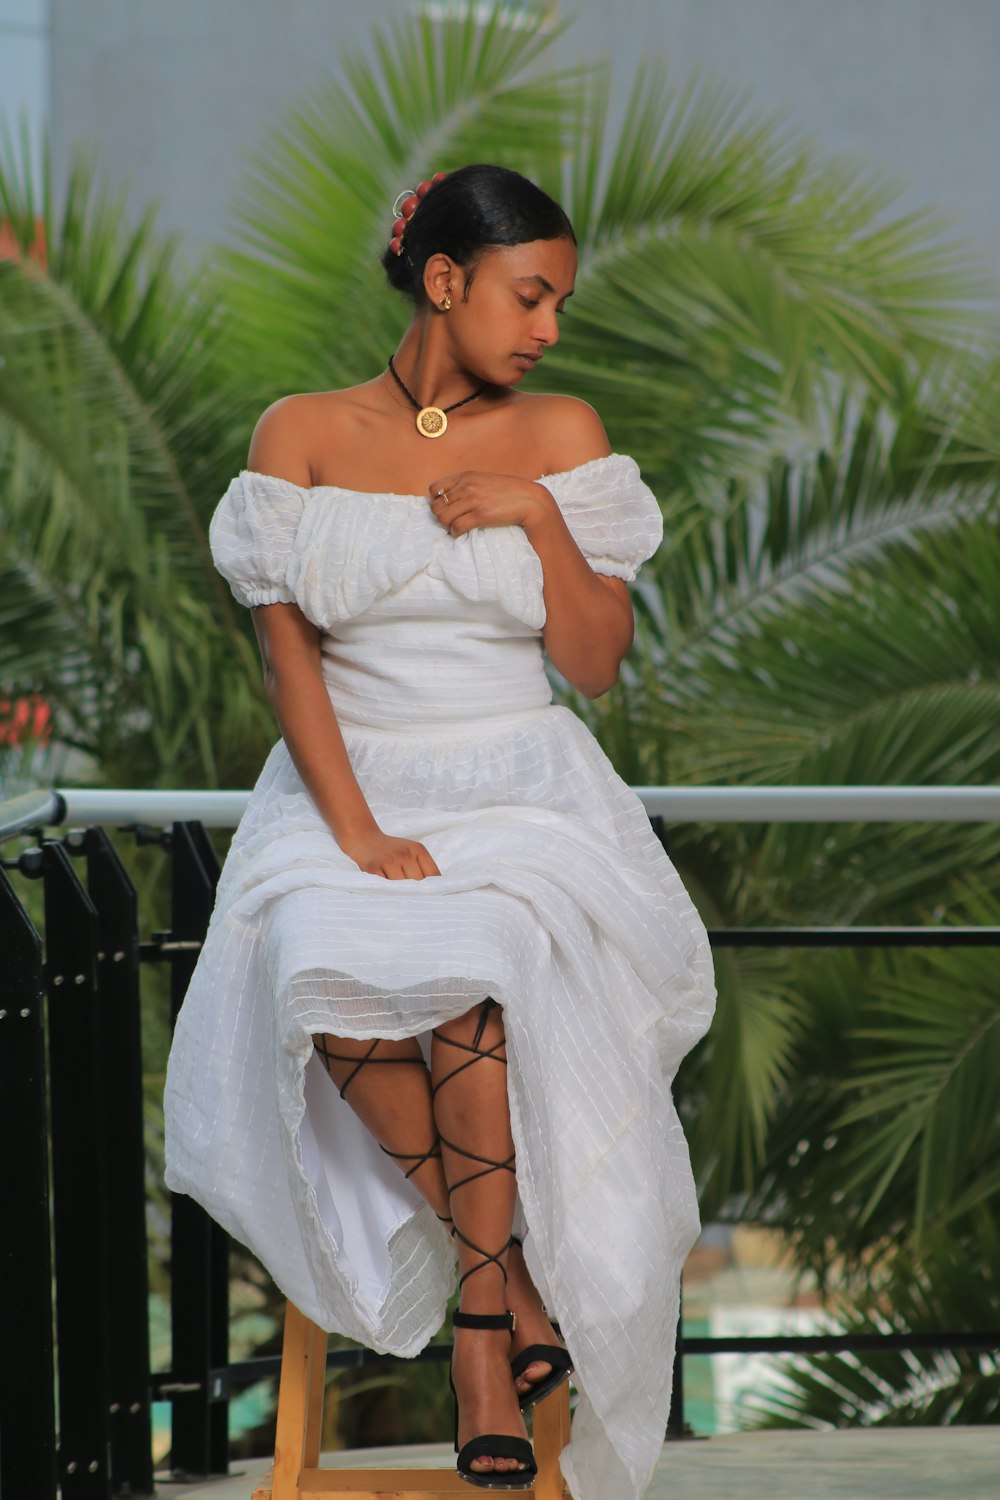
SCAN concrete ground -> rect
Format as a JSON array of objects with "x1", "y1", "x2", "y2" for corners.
[{"x1": 158, "y1": 1424, "x2": 1000, "y2": 1499}]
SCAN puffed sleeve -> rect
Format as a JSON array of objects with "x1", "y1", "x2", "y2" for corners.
[
  {"x1": 207, "y1": 470, "x2": 305, "y2": 609},
  {"x1": 539, "y1": 453, "x2": 664, "y2": 581}
]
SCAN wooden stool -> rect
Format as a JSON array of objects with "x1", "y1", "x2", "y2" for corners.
[{"x1": 252, "y1": 1301, "x2": 572, "y2": 1500}]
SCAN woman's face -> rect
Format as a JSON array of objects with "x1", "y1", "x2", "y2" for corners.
[{"x1": 437, "y1": 236, "x2": 578, "y2": 387}]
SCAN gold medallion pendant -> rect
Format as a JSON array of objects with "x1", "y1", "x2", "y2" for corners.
[
  {"x1": 386, "y1": 356, "x2": 488, "y2": 438},
  {"x1": 416, "y1": 406, "x2": 448, "y2": 438}
]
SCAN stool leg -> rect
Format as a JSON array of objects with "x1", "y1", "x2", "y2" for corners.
[
  {"x1": 272, "y1": 1302, "x2": 326, "y2": 1500},
  {"x1": 531, "y1": 1381, "x2": 571, "y2": 1500},
  {"x1": 304, "y1": 1314, "x2": 328, "y2": 1467}
]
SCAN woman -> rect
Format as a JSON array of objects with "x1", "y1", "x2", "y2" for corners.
[{"x1": 164, "y1": 163, "x2": 716, "y2": 1498}]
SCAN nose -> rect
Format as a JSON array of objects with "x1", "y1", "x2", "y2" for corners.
[{"x1": 532, "y1": 305, "x2": 560, "y2": 350}]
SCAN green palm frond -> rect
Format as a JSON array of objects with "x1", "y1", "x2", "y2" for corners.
[
  {"x1": 0, "y1": 125, "x2": 239, "y2": 600},
  {"x1": 924, "y1": 349, "x2": 1000, "y2": 474},
  {"x1": 642, "y1": 397, "x2": 1000, "y2": 678},
  {"x1": 725, "y1": 897, "x2": 1000, "y2": 1272},
  {"x1": 0, "y1": 125, "x2": 276, "y2": 786},
  {"x1": 742, "y1": 1231, "x2": 1000, "y2": 1429},
  {"x1": 659, "y1": 506, "x2": 1000, "y2": 788},
  {"x1": 684, "y1": 944, "x2": 812, "y2": 1197},
  {"x1": 540, "y1": 66, "x2": 992, "y2": 485},
  {"x1": 580, "y1": 63, "x2": 987, "y2": 340},
  {"x1": 833, "y1": 945, "x2": 1000, "y2": 1239}
]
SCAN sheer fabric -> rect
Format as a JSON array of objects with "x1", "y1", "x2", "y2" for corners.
[{"x1": 164, "y1": 455, "x2": 716, "y2": 1500}]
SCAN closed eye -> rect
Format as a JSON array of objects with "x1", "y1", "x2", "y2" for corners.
[{"x1": 518, "y1": 294, "x2": 568, "y2": 316}]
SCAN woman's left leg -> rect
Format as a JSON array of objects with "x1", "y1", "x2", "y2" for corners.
[
  {"x1": 432, "y1": 998, "x2": 529, "y2": 1478},
  {"x1": 431, "y1": 998, "x2": 567, "y2": 1476}
]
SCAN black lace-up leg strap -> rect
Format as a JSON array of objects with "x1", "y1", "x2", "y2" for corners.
[
  {"x1": 431, "y1": 999, "x2": 518, "y2": 1294},
  {"x1": 314, "y1": 1034, "x2": 447, "y2": 1184},
  {"x1": 378, "y1": 1138, "x2": 443, "y2": 1180},
  {"x1": 453, "y1": 1229, "x2": 518, "y2": 1296},
  {"x1": 436, "y1": 1134, "x2": 516, "y2": 1194},
  {"x1": 429, "y1": 999, "x2": 506, "y2": 1101},
  {"x1": 313, "y1": 1034, "x2": 427, "y2": 1102}
]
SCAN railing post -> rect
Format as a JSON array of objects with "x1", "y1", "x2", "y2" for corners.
[
  {"x1": 0, "y1": 865, "x2": 58, "y2": 1500},
  {"x1": 83, "y1": 827, "x2": 155, "y2": 1494},
  {"x1": 667, "y1": 1285, "x2": 687, "y2": 1438},
  {"x1": 44, "y1": 839, "x2": 114, "y2": 1497},
  {"x1": 666, "y1": 1058, "x2": 693, "y2": 1440},
  {"x1": 168, "y1": 821, "x2": 230, "y2": 1477}
]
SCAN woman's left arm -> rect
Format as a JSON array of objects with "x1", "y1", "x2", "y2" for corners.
[
  {"x1": 523, "y1": 497, "x2": 634, "y2": 697},
  {"x1": 429, "y1": 405, "x2": 634, "y2": 698},
  {"x1": 429, "y1": 470, "x2": 632, "y2": 697}
]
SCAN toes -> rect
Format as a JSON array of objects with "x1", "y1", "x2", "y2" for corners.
[
  {"x1": 516, "y1": 1359, "x2": 552, "y2": 1389},
  {"x1": 470, "y1": 1456, "x2": 526, "y2": 1474}
]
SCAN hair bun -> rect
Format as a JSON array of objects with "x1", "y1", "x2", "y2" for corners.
[{"x1": 380, "y1": 163, "x2": 575, "y2": 304}]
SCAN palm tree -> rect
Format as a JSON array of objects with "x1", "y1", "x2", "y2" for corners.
[
  {"x1": 2, "y1": 0, "x2": 998, "y2": 1438},
  {"x1": 0, "y1": 116, "x2": 272, "y2": 792}
]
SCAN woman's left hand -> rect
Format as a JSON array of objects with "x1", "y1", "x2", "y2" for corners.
[{"x1": 427, "y1": 471, "x2": 554, "y2": 536}]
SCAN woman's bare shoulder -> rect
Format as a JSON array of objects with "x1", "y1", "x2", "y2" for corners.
[
  {"x1": 246, "y1": 385, "x2": 381, "y2": 486},
  {"x1": 514, "y1": 391, "x2": 612, "y2": 473}
]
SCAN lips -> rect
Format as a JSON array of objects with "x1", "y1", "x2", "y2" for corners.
[{"x1": 513, "y1": 352, "x2": 541, "y2": 364}]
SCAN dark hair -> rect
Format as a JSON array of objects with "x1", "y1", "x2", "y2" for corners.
[{"x1": 380, "y1": 163, "x2": 575, "y2": 305}]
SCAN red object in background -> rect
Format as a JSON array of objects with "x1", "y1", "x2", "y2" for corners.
[
  {"x1": 0, "y1": 694, "x2": 53, "y2": 747},
  {"x1": 0, "y1": 227, "x2": 53, "y2": 748},
  {"x1": 0, "y1": 216, "x2": 47, "y2": 267}
]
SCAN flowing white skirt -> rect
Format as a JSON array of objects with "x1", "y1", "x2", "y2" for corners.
[{"x1": 163, "y1": 703, "x2": 716, "y2": 1500}]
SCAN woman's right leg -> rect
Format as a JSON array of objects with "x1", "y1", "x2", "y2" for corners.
[{"x1": 312, "y1": 1033, "x2": 452, "y2": 1224}]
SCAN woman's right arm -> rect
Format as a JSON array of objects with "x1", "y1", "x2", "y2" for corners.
[{"x1": 245, "y1": 399, "x2": 440, "y2": 882}]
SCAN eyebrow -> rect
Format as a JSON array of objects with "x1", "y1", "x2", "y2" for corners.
[{"x1": 514, "y1": 274, "x2": 574, "y2": 299}]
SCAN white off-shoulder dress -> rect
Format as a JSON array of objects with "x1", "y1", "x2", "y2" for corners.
[{"x1": 163, "y1": 453, "x2": 717, "y2": 1500}]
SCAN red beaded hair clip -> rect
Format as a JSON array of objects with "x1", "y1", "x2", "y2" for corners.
[{"x1": 390, "y1": 171, "x2": 448, "y2": 255}]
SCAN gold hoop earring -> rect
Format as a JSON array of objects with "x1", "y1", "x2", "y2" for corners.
[{"x1": 440, "y1": 291, "x2": 452, "y2": 312}]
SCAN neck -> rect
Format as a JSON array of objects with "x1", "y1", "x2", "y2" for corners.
[{"x1": 389, "y1": 318, "x2": 483, "y2": 411}]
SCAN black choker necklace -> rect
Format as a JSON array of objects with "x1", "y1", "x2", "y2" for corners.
[{"x1": 387, "y1": 356, "x2": 488, "y2": 439}]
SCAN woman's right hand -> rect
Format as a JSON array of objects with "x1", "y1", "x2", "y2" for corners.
[{"x1": 339, "y1": 827, "x2": 441, "y2": 880}]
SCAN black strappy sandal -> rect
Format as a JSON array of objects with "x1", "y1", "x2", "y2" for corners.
[
  {"x1": 433, "y1": 1000, "x2": 537, "y2": 1491},
  {"x1": 507, "y1": 1236, "x2": 574, "y2": 1412},
  {"x1": 449, "y1": 1308, "x2": 536, "y2": 1490}
]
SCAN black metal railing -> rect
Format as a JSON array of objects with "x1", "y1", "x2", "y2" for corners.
[{"x1": 2, "y1": 785, "x2": 999, "y2": 1497}]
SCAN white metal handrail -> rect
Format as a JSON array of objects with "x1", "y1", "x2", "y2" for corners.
[{"x1": 1, "y1": 784, "x2": 999, "y2": 836}]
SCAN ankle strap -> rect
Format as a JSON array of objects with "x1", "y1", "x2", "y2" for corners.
[{"x1": 453, "y1": 1309, "x2": 515, "y2": 1332}]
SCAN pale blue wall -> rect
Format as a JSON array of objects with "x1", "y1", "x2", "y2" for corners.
[{"x1": 0, "y1": 0, "x2": 49, "y2": 189}]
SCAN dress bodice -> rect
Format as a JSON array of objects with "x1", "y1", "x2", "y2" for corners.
[
  {"x1": 320, "y1": 573, "x2": 551, "y2": 730},
  {"x1": 208, "y1": 454, "x2": 664, "y2": 730}
]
